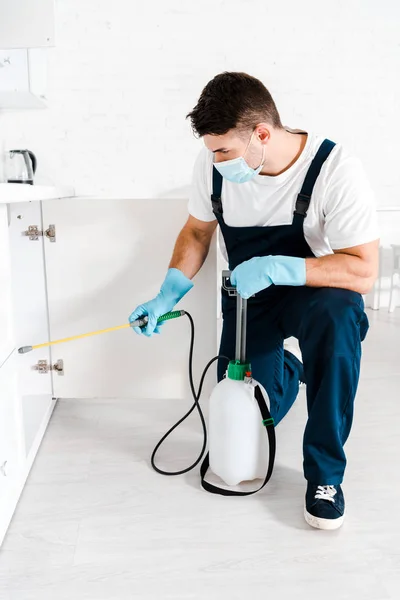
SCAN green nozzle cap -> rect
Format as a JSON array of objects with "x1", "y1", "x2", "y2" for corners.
[{"x1": 227, "y1": 360, "x2": 251, "y2": 381}]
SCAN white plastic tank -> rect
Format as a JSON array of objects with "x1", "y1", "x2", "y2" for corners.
[{"x1": 208, "y1": 376, "x2": 270, "y2": 486}]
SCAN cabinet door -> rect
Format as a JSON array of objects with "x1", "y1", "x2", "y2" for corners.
[
  {"x1": 0, "y1": 205, "x2": 14, "y2": 366},
  {"x1": 8, "y1": 202, "x2": 53, "y2": 457},
  {"x1": 0, "y1": 0, "x2": 55, "y2": 48},
  {"x1": 0, "y1": 353, "x2": 22, "y2": 499},
  {"x1": 43, "y1": 198, "x2": 218, "y2": 400}
]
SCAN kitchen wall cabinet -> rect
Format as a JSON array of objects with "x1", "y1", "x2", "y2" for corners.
[{"x1": 0, "y1": 0, "x2": 55, "y2": 48}]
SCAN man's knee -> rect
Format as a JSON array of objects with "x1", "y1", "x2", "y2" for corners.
[
  {"x1": 302, "y1": 288, "x2": 369, "y2": 347},
  {"x1": 310, "y1": 288, "x2": 363, "y2": 320}
]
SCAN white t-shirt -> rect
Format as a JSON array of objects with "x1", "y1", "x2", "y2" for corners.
[{"x1": 187, "y1": 129, "x2": 379, "y2": 261}]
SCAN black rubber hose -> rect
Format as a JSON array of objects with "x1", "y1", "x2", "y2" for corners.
[{"x1": 150, "y1": 311, "x2": 230, "y2": 476}]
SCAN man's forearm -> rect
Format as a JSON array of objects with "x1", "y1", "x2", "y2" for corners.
[
  {"x1": 169, "y1": 227, "x2": 211, "y2": 279},
  {"x1": 305, "y1": 253, "x2": 378, "y2": 294}
]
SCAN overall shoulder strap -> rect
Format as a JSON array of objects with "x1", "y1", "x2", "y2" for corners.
[
  {"x1": 211, "y1": 166, "x2": 224, "y2": 215},
  {"x1": 294, "y1": 138, "x2": 336, "y2": 218}
]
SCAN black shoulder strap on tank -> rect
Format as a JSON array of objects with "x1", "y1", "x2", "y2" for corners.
[
  {"x1": 200, "y1": 384, "x2": 276, "y2": 496},
  {"x1": 294, "y1": 138, "x2": 336, "y2": 218},
  {"x1": 211, "y1": 166, "x2": 224, "y2": 215}
]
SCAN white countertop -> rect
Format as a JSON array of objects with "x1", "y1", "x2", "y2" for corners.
[
  {"x1": 1, "y1": 184, "x2": 398, "y2": 211},
  {"x1": 0, "y1": 183, "x2": 75, "y2": 204}
]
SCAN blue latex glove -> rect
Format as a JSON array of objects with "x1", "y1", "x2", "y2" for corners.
[
  {"x1": 129, "y1": 268, "x2": 193, "y2": 337},
  {"x1": 230, "y1": 255, "x2": 306, "y2": 299}
]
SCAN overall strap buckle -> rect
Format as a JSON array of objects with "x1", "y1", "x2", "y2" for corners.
[
  {"x1": 211, "y1": 194, "x2": 223, "y2": 215},
  {"x1": 211, "y1": 166, "x2": 224, "y2": 216},
  {"x1": 294, "y1": 193, "x2": 311, "y2": 218},
  {"x1": 293, "y1": 139, "x2": 336, "y2": 220}
]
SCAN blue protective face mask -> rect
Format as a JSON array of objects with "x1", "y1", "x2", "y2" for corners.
[{"x1": 213, "y1": 131, "x2": 265, "y2": 183}]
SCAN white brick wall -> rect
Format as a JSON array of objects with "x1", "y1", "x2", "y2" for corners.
[{"x1": 0, "y1": 0, "x2": 399, "y2": 203}]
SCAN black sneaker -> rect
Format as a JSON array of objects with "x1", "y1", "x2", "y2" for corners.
[{"x1": 304, "y1": 483, "x2": 345, "y2": 530}]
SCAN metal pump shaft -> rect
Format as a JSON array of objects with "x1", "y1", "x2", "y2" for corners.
[{"x1": 222, "y1": 270, "x2": 248, "y2": 363}]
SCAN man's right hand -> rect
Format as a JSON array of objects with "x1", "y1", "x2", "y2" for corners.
[
  {"x1": 129, "y1": 295, "x2": 174, "y2": 337},
  {"x1": 128, "y1": 268, "x2": 193, "y2": 337}
]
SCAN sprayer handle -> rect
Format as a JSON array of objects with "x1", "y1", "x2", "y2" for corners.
[
  {"x1": 222, "y1": 270, "x2": 236, "y2": 296},
  {"x1": 131, "y1": 310, "x2": 186, "y2": 329}
]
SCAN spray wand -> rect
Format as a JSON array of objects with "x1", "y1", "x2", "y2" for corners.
[{"x1": 17, "y1": 310, "x2": 186, "y2": 354}]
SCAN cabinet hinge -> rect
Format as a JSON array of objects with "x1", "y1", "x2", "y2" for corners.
[
  {"x1": 23, "y1": 224, "x2": 56, "y2": 242},
  {"x1": 33, "y1": 359, "x2": 64, "y2": 375}
]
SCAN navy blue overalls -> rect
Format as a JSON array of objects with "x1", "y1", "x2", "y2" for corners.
[{"x1": 213, "y1": 139, "x2": 369, "y2": 485}]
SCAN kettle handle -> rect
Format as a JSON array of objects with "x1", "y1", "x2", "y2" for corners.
[{"x1": 27, "y1": 151, "x2": 37, "y2": 174}]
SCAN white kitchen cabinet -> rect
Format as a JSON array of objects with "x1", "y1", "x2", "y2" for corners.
[
  {"x1": 8, "y1": 201, "x2": 54, "y2": 457},
  {"x1": 0, "y1": 0, "x2": 55, "y2": 48},
  {"x1": 0, "y1": 204, "x2": 13, "y2": 367},
  {"x1": 0, "y1": 48, "x2": 47, "y2": 110},
  {"x1": 42, "y1": 198, "x2": 217, "y2": 401},
  {"x1": 0, "y1": 353, "x2": 21, "y2": 487},
  {"x1": 0, "y1": 352, "x2": 24, "y2": 543},
  {"x1": 0, "y1": 0, "x2": 53, "y2": 109},
  {"x1": 0, "y1": 185, "x2": 218, "y2": 547},
  {"x1": 0, "y1": 183, "x2": 73, "y2": 546}
]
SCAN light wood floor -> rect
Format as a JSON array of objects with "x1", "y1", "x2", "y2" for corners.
[{"x1": 0, "y1": 309, "x2": 399, "y2": 600}]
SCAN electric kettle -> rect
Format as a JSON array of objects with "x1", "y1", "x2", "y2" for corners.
[{"x1": 6, "y1": 149, "x2": 37, "y2": 184}]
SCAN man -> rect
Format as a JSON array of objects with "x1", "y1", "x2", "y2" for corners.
[{"x1": 129, "y1": 72, "x2": 379, "y2": 530}]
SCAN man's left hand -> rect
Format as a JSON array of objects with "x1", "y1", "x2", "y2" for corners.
[{"x1": 230, "y1": 255, "x2": 307, "y2": 299}]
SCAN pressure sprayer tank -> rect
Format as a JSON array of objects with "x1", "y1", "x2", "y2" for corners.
[
  {"x1": 208, "y1": 272, "x2": 272, "y2": 488},
  {"x1": 208, "y1": 367, "x2": 270, "y2": 486}
]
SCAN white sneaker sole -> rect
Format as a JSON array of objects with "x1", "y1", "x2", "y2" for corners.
[{"x1": 304, "y1": 507, "x2": 345, "y2": 530}]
